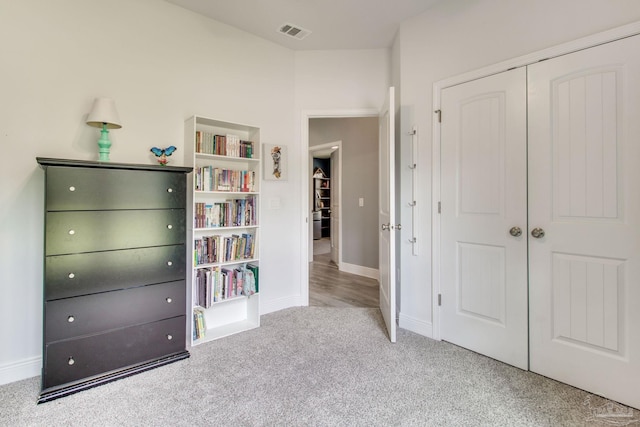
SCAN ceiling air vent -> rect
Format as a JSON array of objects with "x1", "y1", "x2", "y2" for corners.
[{"x1": 278, "y1": 23, "x2": 311, "y2": 40}]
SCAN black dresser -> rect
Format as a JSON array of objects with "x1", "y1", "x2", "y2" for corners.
[{"x1": 36, "y1": 158, "x2": 192, "y2": 403}]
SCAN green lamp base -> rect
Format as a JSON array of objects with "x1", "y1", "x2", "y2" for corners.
[{"x1": 97, "y1": 124, "x2": 111, "y2": 162}]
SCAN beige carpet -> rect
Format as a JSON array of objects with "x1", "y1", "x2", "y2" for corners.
[{"x1": 1, "y1": 307, "x2": 636, "y2": 426}]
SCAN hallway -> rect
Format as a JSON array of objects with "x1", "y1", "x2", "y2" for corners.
[{"x1": 309, "y1": 238, "x2": 378, "y2": 308}]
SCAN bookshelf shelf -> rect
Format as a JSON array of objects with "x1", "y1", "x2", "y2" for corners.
[
  {"x1": 195, "y1": 191, "x2": 259, "y2": 196},
  {"x1": 195, "y1": 292, "x2": 254, "y2": 308},
  {"x1": 185, "y1": 115, "x2": 261, "y2": 346},
  {"x1": 193, "y1": 294, "x2": 259, "y2": 343},
  {"x1": 195, "y1": 152, "x2": 260, "y2": 163},
  {"x1": 195, "y1": 225, "x2": 259, "y2": 232},
  {"x1": 194, "y1": 317, "x2": 259, "y2": 344},
  {"x1": 194, "y1": 258, "x2": 260, "y2": 269}
]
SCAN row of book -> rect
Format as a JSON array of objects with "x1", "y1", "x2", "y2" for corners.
[
  {"x1": 195, "y1": 132, "x2": 254, "y2": 158},
  {"x1": 194, "y1": 196, "x2": 257, "y2": 229},
  {"x1": 194, "y1": 263, "x2": 259, "y2": 309},
  {"x1": 193, "y1": 308, "x2": 206, "y2": 341},
  {"x1": 194, "y1": 233, "x2": 256, "y2": 266},
  {"x1": 195, "y1": 166, "x2": 256, "y2": 193}
]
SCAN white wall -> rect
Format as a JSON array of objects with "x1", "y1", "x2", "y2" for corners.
[
  {"x1": 396, "y1": 0, "x2": 640, "y2": 337},
  {"x1": 295, "y1": 49, "x2": 390, "y2": 112},
  {"x1": 0, "y1": 0, "x2": 298, "y2": 384},
  {"x1": 294, "y1": 49, "x2": 390, "y2": 300}
]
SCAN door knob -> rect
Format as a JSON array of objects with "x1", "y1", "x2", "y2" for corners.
[
  {"x1": 509, "y1": 226, "x2": 522, "y2": 237},
  {"x1": 381, "y1": 223, "x2": 391, "y2": 231},
  {"x1": 531, "y1": 228, "x2": 545, "y2": 238}
]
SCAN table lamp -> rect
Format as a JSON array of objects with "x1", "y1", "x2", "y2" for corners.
[{"x1": 86, "y1": 98, "x2": 122, "y2": 161}]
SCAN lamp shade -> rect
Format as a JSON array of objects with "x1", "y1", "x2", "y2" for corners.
[{"x1": 86, "y1": 98, "x2": 122, "y2": 129}]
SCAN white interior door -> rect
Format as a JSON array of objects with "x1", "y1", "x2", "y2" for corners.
[
  {"x1": 379, "y1": 86, "x2": 396, "y2": 343},
  {"x1": 440, "y1": 68, "x2": 529, "y2": 369},
  {"x1": 528, "y1": 35, "x2": 640, "y2": 409}
]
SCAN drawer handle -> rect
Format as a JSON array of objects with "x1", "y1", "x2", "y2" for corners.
[
  {"x1": 68, "y1": 357, "x2": 75, "y2": 366},
  {"x1": 68, "y1": 229, "x2": 75, "y2": 235},
  {"x1": 167, "y1": 261, "x2": 173, "y2": 266},
  {"x1": 167, "y1": 224, "x2": 173, "y2": 230},
  {"x1": 69, "y1": 186, "x2": 76, "y2": 192},
  {"x1": 167, "y1": 188, "x2": 173, "y2": 193},
  {"x1": 166, "y1": 297, "x2": 172, "y2": 303},
  {"x1": 67, "y1": 315, "x2": 75, "y2": 323},
  {"x1": 166, "y1": 334, "x2": 173, "y2": 340},
  {"x1": 68, "y1": 273, "x2": 75, "y2": 279}
]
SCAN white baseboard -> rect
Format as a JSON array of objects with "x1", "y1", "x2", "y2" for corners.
[
  {"x1": 339, "y1": 262, "x2": 379, "y2": 280},
  {"x1": 399, "y1": 312, "x2": 434, "y2": 339},
  {"x1": 0, "y1": 356, "x2": 40, "y2": 386}
]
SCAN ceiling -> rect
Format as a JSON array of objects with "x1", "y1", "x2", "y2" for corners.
[
  {"x1": 164, "y1": 0, "x2": 441, "y2": 51},
  {"x1": 311, "y1": 146, "x2": 337, "y2": 159}
]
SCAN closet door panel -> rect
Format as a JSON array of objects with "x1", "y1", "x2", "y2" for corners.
[
  {"x1": 528, "y1": 34, "x2": 640, "y2": 410},
  {"x1": 440, "y1": 67, "x2": 528, "y2": 370}
]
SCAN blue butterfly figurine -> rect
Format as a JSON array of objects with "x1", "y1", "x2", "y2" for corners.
[{"x1": 150, "y1": 145, "x2": 177, "y2": 165}]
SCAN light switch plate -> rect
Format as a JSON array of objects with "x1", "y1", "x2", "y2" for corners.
[{"x1": 269, "y1": 198, "x2": 281, "y2": 209}]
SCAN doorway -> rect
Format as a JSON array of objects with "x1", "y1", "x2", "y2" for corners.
[
  {"x1": 310, "y1": 142, "x2": 339, "y2": 267},
  {"x1": 302, "y1": 112, "x2": 380, "y2": 308}
]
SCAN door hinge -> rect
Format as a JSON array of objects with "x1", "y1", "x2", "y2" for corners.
[
  {"x1": 438, "y1": 201, "x2": 441, "y2": 214},
  {"x1": 435, "y1": 109, "x2": 442, "y2": 123},
  {"x1": 438, "y1": 294, "x2": 442, "y2": 306}
]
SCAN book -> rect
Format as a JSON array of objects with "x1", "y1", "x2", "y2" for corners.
[
  {"x1": 234, "y1": 267, "x2": 243, "y2": 296},
  {"x1": 193, "y1": 308, "x2": 206, "y2": 340},
  {"x1": 226, "y1": 134, "x2": 239, "y2": 157},
  {"x1": 247, "y1": 263, "x2": 259, "y2": 293}
]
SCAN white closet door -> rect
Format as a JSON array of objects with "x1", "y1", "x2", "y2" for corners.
[
  {"x1": 440, "y1": 68, "x2": 528, "y2": 369},
  {"x1": 528, "y1": 34, "x2": 640, "y2": 409}
]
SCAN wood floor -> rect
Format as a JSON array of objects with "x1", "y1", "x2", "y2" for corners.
[{"x1": 309, "y1": 242, "x2": 379, "y2": 308}]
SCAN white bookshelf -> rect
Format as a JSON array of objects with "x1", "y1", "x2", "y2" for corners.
[{"x1": 184, "y1": 115, "x2": 261, "y2": 346}]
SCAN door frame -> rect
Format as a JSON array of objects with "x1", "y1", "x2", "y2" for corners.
[
  {"x1": 431, "y1": 21, "x2": 640, "y2": 341},
  {"x1": 300, "y1": 109, "x2": 379, "y2": 306},
  {"x1": 308, "y1": 140, "x2": 342, "y2": 266}
]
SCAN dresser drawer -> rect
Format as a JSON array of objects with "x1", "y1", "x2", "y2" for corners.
[
  {"x1": 43, "y1": 315, "x2": 186, "y2": 389},
  {"x1": 45, "y1": 245, "x2": 185, "y2": 300},
  {"x1": 45, "y1": 209, "x2": 185, "y2": 255},
  {"x1": 45, "y1": 166, "x2": 186, "y2": 211},
  {"x1": 45, "y1": 281, "x2": 186, "y2": 342}
]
